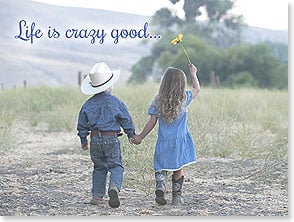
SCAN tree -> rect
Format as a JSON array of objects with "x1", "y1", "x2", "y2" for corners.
[
  {"x1": 152, "y1": 8, "x2": 181, "y2": 27},
  {"x1": 152, "y1": 0, "x2": 244, "y2": 36},
  {"x1": 128, "y1": 56, "x2": 155, "y2": 82},
  {"x1": 182, "y1": 0, "x2": 203, "y2": 22},
  {"x1": 221, "y1": 43, "x2": 287, "y2": 88},
  {"x1": 128, "y1": 0, "x2": 287, "y2": 89},
  {"x1": 157, "y1": 35, "x2": 222, "y2": 84},
  {"x1": 265, "y1": 41, "x2": 288, "y2": 64},
  {"x1": 225, "y1": 71, "x2": 257, "y2": 88}
]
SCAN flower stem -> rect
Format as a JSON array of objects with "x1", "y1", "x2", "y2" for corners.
[{"x1": 180, "y1": 42, "x2": 192, "y2": 64}]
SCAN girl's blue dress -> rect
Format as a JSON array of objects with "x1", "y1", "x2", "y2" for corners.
[{"x1": 148, "y1": 91, "x2": 196, "y2": 172}]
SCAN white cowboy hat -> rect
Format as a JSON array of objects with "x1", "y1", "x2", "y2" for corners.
[{"x1": 81, "y1": 62, "x2": 120, "y2": 95}]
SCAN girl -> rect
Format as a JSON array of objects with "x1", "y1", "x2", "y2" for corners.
[{"x1": 132, "y1": 63, "x2": 200, "y2": 205}]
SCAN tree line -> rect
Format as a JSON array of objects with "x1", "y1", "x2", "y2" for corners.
[{"x1": 128, "y1": 0, "x2": 287, "y2": 89}]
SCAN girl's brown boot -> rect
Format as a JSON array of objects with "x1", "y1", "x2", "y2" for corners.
[
  {"x1": 172, "y1": 175, "x2": 184, "y2": 206},
  {"x1": 155, "y1": 171, "x2": 167, "y2": 205}
]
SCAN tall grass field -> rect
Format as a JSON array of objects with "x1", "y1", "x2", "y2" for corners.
[{"x1": 0, "y1": 84, "x2": 288, "y2": 192}]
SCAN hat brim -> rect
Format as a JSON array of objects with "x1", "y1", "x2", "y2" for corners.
[{"x1": 81, "y1": 68, "x2": 120, "y2": 95}]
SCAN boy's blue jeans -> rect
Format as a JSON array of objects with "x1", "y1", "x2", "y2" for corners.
[{"x1": 90, "y1": 135, "x2": 124, "y2": 197}]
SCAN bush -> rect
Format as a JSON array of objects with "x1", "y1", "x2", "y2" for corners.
[{"x1": 225, "y1": 71, "x2": 257, "y2": 88}]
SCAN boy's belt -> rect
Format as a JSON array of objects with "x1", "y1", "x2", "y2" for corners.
[{"x1": 91, "y1": 131, "x2": 123, "y2": 137}]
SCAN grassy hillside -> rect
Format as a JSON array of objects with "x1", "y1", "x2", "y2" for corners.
[
  {"x1": 0, "y1": 84, "x2": 287, "y2": 157},
  {"x1": 0, "y1": 0, "x2": 151, "y2": 88},
  {"x1": 0, "y1": 84, "x2": 288, "y2": 193}
]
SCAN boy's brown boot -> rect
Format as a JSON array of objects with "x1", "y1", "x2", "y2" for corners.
[
  {"x1": 155, "y1": 171, "x2": 167, "y2": 205},
  {"x1": 172, "y1": 175, "x2": 184, "y2": 206},
  {"x1": 108, "y1": 186, "x2": 120, "y2": 208},
  {"x1": 90, "y1": 196, "x2": 104, "y2": 205}
]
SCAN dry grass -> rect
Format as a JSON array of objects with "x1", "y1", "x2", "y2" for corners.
[
  {"x1": 0, "y1": 84, "x2": 288, "y2": 188},
  {"x1": 0, "y1": 84, "x2": 288, "y2": 215}
]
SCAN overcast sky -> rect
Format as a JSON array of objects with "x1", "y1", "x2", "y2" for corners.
[{"x1": 33, "y1": 0, "x2": 288, "y2": 30}]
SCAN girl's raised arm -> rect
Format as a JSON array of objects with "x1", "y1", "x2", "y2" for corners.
[{"x1": 189, "y1": 64, "x2": 200, "y2": 99}]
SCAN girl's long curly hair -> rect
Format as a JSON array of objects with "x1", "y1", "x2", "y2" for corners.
[{"x1": 154, "y1": 67, "x2": 187, "y2": 123}]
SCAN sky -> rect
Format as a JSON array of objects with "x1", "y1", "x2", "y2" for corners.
[{"x1": 33, "y1": 0, "x2": 288, "y2": 30}]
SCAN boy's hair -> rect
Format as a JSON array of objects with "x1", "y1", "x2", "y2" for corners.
[{"x1": 154, "y1": 67, "x2": 187, "y2": 123}]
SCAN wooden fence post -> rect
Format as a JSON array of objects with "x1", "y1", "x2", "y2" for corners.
[
  {"x1": 78, "y1": 71, "x2": 82, "y2": 86},
  {"x1": 210, "y1": 71, "x2": 221, "y2": 88},
  {"x1": 216, "y1": 75, "x2": 221, "y2": 87},
  {"x1": 210, "y1": 71, "x2": 216, "y2": 88}
]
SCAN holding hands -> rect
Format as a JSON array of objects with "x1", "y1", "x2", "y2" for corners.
[
  {"x1": 128, "y1": 64, "x2": 199, "y2": 146},
  {"x1": 130, "y1": 134, "x2": 142, "y2": 145},
  {"x1": 81, "y1": 144, "x2": 89, "y2": 150},
  {"x1": 129, "y1": 115, "x2": 158, "y2": 145}
]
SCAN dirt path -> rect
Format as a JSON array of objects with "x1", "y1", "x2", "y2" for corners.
[{"x1": 0, "y1": 124, "x2": 288, "y2": 216}]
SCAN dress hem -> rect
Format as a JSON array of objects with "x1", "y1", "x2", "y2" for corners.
[{"x1": 154, "y1": 160, "x2": 196, "y2": 172}]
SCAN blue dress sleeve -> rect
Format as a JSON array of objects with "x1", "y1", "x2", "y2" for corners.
[
  {"x1": 148, "y1": 101, "x2": 158, "y2": 115},
  {"x1": 185, "y1": 91, "x2": 193, "y2": 106}
]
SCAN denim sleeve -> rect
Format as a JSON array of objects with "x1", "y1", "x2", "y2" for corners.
[
  {"x1": 115, "y1": 101, "x2": 135, "y2": 138},
  {"x1": 77, "y1": 108, "x2": 90, "y2": 144}
]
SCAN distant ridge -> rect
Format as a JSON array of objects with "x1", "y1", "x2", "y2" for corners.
[
  {"x1": 0, "y1": 0, "x2": 288, "y2": 89},
  {"x1": 242, "y1": 26, "x2": 287, "y2": 45},
  {"x1": 0, "y1": 0, "x2": 152, "y2": 89}
]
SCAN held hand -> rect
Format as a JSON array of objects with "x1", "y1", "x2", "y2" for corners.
[
  {"x1": 130, "y1": 135, "x2": 142, "y2": 145},
  {"x1": 81, "y1": 144, "x2": 89, "y2": 150},
  {"x1": 188, "y1": 63, "x2": 197, "y2": 75},
  {"x1": 129, "y1": 137, "x2": 134, "y2": 145}
]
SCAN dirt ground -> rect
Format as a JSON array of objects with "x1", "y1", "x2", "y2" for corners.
[{"x1": 0, "y1": 123, "x2": 288, "y2": 216}]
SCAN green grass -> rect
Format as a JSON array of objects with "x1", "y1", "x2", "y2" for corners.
[
  {"x1": 0, "y1": 86, "x2": 87, "y2": 153},
  {"x1": 0, "y1": 86, "x2": 87, "y2": 131},
  {"x1": 0, "y1": 84, "x2": 288, "y2": 191},
  {"x1": 117, "y1": 85, "x2": 288, "y2": 191},
  {"x1": 116, "y1": 84, "x2": 288, "y2": 159},
  {"x1": 188, "y1": 88, "x2": 288, "y2": 159}
]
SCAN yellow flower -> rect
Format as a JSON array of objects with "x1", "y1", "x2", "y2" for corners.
[
  {"x1": 171, "y1": 34, "x2": 183, "y2": 45},
  {"x1": 170, "y1": 33, "x2": 191, "y2": 64}
]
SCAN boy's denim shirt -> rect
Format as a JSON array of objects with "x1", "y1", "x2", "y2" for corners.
[{"x1": 77, "y1": 91, "x2": 135, "y2": 144}]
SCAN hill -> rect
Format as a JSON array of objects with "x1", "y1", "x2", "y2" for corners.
[
  {"x1": 0, "y1": 0, "x2": 288, "y2": 89},
  {"x1": 242, "y1": 26, "x2": 288, "y2": 45},
  {"x1": 0, "y1": 0, "x2": 152, "y2": 89}
]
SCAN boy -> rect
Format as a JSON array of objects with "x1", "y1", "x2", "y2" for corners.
[{"x1": 77, "y1": 62, "x2": 135, "y2": 208}]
